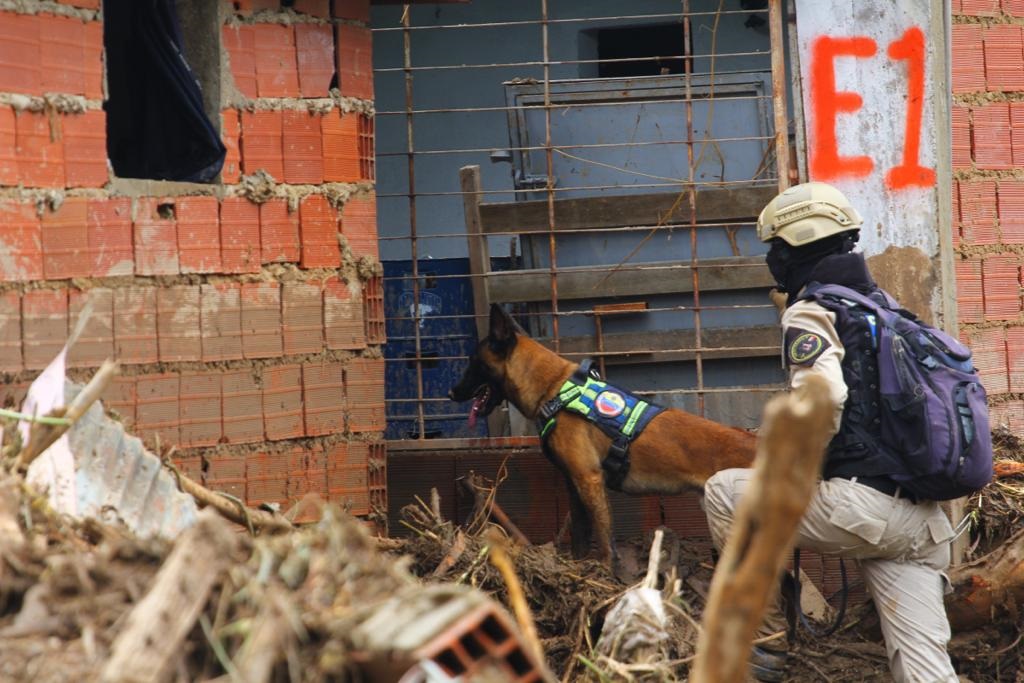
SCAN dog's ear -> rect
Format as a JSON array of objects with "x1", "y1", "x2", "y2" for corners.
[{"x1": 488, "y1": 304, "x2": 517, "y2": 354}]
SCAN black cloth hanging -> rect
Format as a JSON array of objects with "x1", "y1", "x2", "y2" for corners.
[{"x1": 104, "y1": 0, "x2": 226, "y2": 182}]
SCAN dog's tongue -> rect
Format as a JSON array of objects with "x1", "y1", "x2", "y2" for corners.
[{"x1": 468, "y1": 395, "x2": 483, "y2": 428}]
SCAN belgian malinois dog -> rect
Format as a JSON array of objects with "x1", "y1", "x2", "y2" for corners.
[{"x1": 449, "y1": 304, "x2": 758, "y2": 566}]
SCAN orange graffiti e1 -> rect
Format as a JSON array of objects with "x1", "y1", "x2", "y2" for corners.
[{"x1": 808, "y1": 27, "x2": 936, "y2": 190}]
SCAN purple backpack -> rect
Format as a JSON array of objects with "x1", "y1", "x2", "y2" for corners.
[{"x1": 804, "y1": 284, "x2": 994, "y2": 501}]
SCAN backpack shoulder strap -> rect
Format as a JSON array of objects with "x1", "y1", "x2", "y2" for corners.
[{"x1": 801, "y1": 283, "x2": 898, "y2": 314}]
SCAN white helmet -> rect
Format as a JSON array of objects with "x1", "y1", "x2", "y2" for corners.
[{"x1": 757, "y1": 182, "x2": 863, "y2": 246}]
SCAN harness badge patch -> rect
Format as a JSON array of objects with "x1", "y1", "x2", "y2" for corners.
[
  {"x1": 595, "y1": 390, "x2": 626, "y2": 418},
  {"x1": 786, "y1": 326, "x2": 831, "y2": 367}
]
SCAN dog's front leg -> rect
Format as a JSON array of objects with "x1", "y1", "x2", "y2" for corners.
[
  {"x1": 564, "y1": 477, "x2": 593, "y2": 559},
  {"x1": 572, "y1": 470, "x2": 615, "y2": 565}
]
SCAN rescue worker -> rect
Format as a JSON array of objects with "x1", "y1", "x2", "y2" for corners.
[{"x1": 702, "y1": 182, "x2": 958, "y2": 682}]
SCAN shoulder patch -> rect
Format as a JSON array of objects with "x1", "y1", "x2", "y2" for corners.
[{"x1": 785, "y1": 326, "x2": 831, "y2": 367}]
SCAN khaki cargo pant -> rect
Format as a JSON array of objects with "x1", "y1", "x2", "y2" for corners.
[{"x1": 703, "y1": 469, "x2": 958, "y2": 683}]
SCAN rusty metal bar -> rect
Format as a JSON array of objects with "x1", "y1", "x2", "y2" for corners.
[
  {"x1": 375, "y1": 93, "x2": 774, "y2": 117},
  {"x1": 376, "y1": 179, "x2": 776, "y2": 198},
  {"x1": 376, "y1": 135, "x2": 774, "y2": 157},
  {"x1": 372, "y1": 9, "x2": 768, "y2": 33},
  {"x1": 683, "y1": 0, "x2": 705, "y2": 417},
  {"x1": 373, "y1": 50, "x2": 772, "y2": 73},
  {"x1": 769, "y1": 0, "x2": 791, "y2": 188},
  {"x1": 541, "y1": 0, "x2": 559, "y2": 350},
  {"x1": 402, "y1": 5, "x2": 427, "y2": 441}
]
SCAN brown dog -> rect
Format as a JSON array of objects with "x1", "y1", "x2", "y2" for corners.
[{"x1": 449, "y1": 304, "x2": 758, "y2": 566}]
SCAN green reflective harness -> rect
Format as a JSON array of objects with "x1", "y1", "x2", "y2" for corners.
[{"x1": 537, "y1": 359, "x2": 665, "y2": 490}]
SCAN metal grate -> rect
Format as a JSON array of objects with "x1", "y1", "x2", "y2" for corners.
[{"x1": 372, "y1": 0, "x2": 793, "y2": 443}]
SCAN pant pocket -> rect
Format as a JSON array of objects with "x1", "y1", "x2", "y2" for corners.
[{"x1": 828, "y1": 502, "x2": 887, "y2": 545}]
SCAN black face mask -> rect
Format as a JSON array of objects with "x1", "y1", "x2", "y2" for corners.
[{"x1": 765, "y1": 232, "x2": 859, "y2": 303}]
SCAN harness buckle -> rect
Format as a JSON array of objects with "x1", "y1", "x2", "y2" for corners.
[{"x1": 539, "y1": 396, "x2": 563, "y2": 421}]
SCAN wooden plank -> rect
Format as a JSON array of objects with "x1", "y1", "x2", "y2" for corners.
[
  {"x1": 478, "y1": 185, "x2": 777, "y2": 234},
  {"x1": 386, "y1": 436, "x2": 542, "y2": 453},
  {"x1": 486, "y1": 256, "x2": 773, "y2": 303},
  {"x1": 539, "y1": 325, "x2": 780, "y2": 364},
  {"x1": 460, "y1": 166, "x2": 491, "y2": 341}
]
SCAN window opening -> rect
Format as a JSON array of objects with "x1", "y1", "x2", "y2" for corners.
[{"x1": 103, "y1": 0, "x2": 226, "y2": 183}]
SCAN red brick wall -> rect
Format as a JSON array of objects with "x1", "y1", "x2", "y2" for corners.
[
  {"x1": 0, "y1": 0, "x2": 385, "y2": 526},
  {"x1": 951, "y1": 2, "x2": 1024, "y2": 433}
]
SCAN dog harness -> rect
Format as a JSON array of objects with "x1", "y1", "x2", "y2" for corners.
[{"x1": 537, "y1": 359, "x2": 665, "y2": 490}]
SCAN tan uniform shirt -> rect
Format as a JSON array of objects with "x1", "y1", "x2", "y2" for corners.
[{"x1": 781, "y1": 299, "x2": 848, "y2": 436}]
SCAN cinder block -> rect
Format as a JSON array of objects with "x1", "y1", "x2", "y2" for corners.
[
  {"x1": 113, "y1": 287, "x2": 159, "y2": 364},
  {"x1": 177, "y1": 196, "x2": 222, "y2": 274},
  {"x1": 1000, "y1": 181, "x2": 1024, "y2": 243},
  {"x1": 246, "y1": 450, "x2": 289, "y2": 508},
  {"x1": 970, "y1": 102, "x2": 1011, "y2": 171},
  {"x1": 254, "y1": 24, "x2": 300, "y2": 98},
  {"x1": 299, "y1": 194, "x2": 340, "y2": 268},
  {"x1": 221, "y1": 109, "x2": 242, "y2": 183},
  {"x1": 206, "y1": 453, "x2": 246, "y2": 500},
  {"x1": 952, "y1": 24, "x2": 986, "y2": 93},
  {"x1": 0, "y1": 12, "x2": 40, "y2": 95},
  {"x1": 200, "y1": 283, "x2": 244, "y2": 362},
  {"x1": 322, "y1": 109, "x2": 361, "y2": 182},
  {"x1": 962, "y1": 0, "x2": 1001, "y2": 16},
  {"x1": 295, "y1": 23, "x2": 334, "y2": 97},
  {"x1": 22, "y1": 288, "x2": 68, "y2": 370},
  {"x1": 134, "y1": 198, "x2": 180, "y2": 276},
  {"x1": 157, "y1": 285, "x2": 202, "y2": 362},
  {"x1": 294, "y1": 0, "x2": 331, "y2": 18},
  {"x1": 0, "y1": 201, "x2": 41, "y2": 281},
  {"x1": 959, "y1": 180, "x2": 998, "y2": 246},
  {"x1": 0, "y1": 106, "x2": 17, "y2": 185},
  {"x1": 87, "y1": 198, "x2": 133, "y2": 277},
  {"x1": 102, "y1": 375, "x2": 136, "y2": 428},
  {"x1": 220, "y1": 196, "x2": 261, "y2": 273},
  {"x1": 983, "y1": 256, "x2": 1021, "y2": 322},
  {"x1": 179, "y1": 371, "x2": 222, "y2": 448},
  {"x1": 263, "y1": 364, "x2": 304, "y2": 441},
  {"x1": 241, "y1": 109, "x2": 284, "y2": 180},
  {"x1": 283, "y1": 109, "x2": 324, "y2": 184},
  {"x1": 345, "y1": 357, "x2": 385, "y2": 433},
  {"x1": 968, "y1": 327, "x2": 1009, "y2": 394},
  {"x1": 241, "y1": 281, "x2": 283, "y2": 359},
  {"x1": 16, "y1": 109, "x2": 64, "y2": 187},
  {"x1": 40, "y1": 13, "x2": 86, "y2": 96},
  {"x1": 333, "y1": 0, "x2": 370, "y2": 22},
  {"x1": 62, "y1": 111, "x2": 107, "y2": 188},
  {"x1": 984, "y1": 25, "x2": 1024, "y2": 92},
  {"x1": 951, "y1": 106, "x2": 972, "y2": 170},
  {"x1": 326, "y1": 447, "x2": 369, "y2": 514},
  {"x1": 302, "y1": 361, "x2": 345, "y2": 436},
  {"x1": 1008, "y1": 327, "x2": 1024, "y2": 392},
  {"x1": 282, "y1": 281, "x2": 324, "y2": 355},
  {"x1": 82, "y1": 20, "x2": 102, "y2": 99},
  {"x1": 358, "y1": 114, "x2": 374, "y2": 181},
  {"x1": 364, "y1": 274, "x2": 386, "y2": 344},
  {"x1": 136, "y1": 373, "x2": 180, "y2": 451},
  {"x1": 336, "y1": 24, "x2": 373, "y2": 100},
  {"x1": 222, "y1": 24, "x2": 257, "y2": 99},
  {"x1": 0, "y1": 291, "x2": 21, "y2": 372},
  {"x1": 68, "y1": 287, "x2": 114, "y2": 368},
  {"x1": 222, "y1": 369, "x2": 264, "y2": 444},
  {"x1": 41, "y1": 197, "x2": 90, "y2": 279},
  {"x1": 324, "y1": 276, "x2": 366, "y2": 349},
  {"x1": 259, "y1": 198, "x2": 300, "y2": 263},
  {"x1": 342, "y1": 193, "x2": 377, "y2": 259}
]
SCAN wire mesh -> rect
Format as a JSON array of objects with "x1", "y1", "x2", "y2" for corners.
[{"x1": 372, "y1": 0, "x2": 792, "y2": 442}]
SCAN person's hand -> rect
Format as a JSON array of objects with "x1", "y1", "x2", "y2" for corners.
[{"x1": 769, "y1": 288, "x2": 787, "y2": 314}]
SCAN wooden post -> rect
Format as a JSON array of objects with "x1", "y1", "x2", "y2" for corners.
[{"x1": 460, "y1": 165, "x2": 508, "y2": 437}]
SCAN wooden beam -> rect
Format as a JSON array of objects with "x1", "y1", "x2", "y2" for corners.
[
  {"x1": 486, "y1": 256, "x2": 773, "y2": 303},
  {"x1": 460, "y1": 166, "x2": 491, "y2": 342},
  {"x1": 478, "y1": 185, "x2": 776, "y2": 235},
  {"x1": 539, "y1": 325, "x2": 780, "y2": 364}
]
